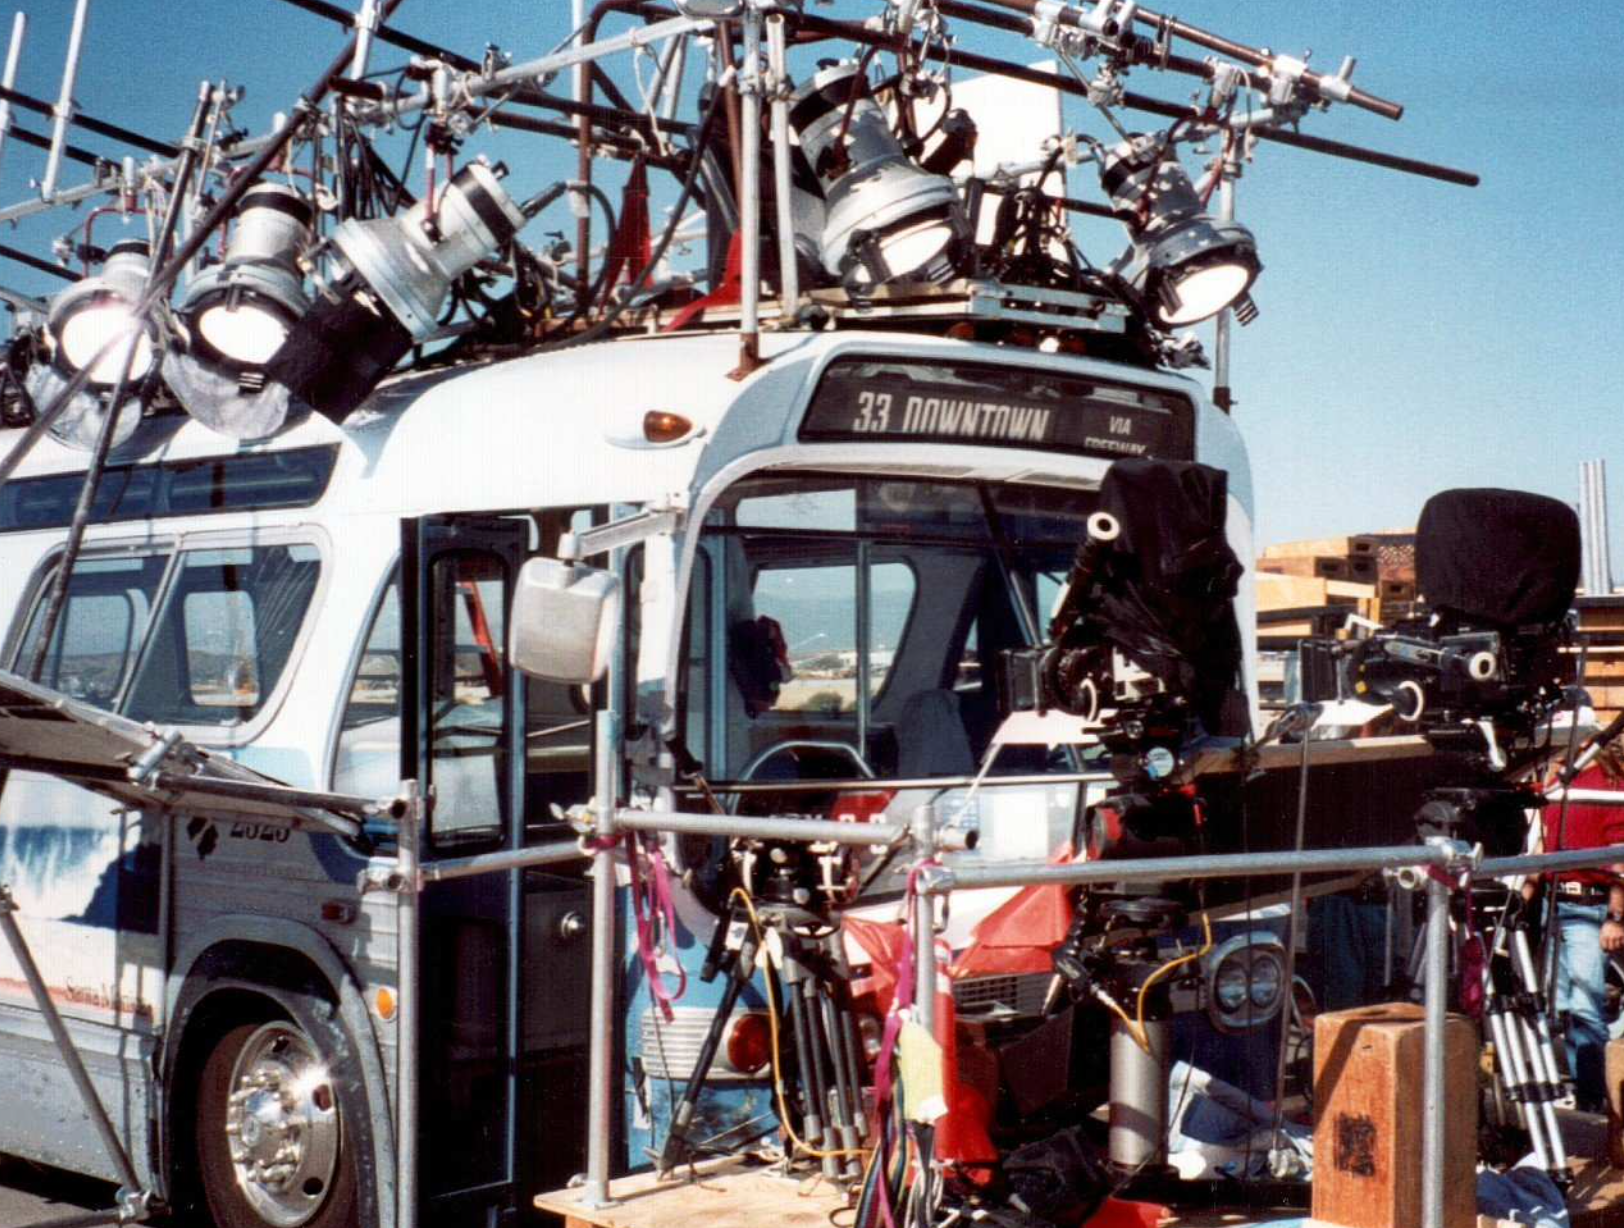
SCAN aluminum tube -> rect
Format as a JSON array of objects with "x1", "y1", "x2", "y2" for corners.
[
  {"x1": 41, "y1": 0, "x2": 89, "y2": 199},
  {"x1": 766, "y1": 14, "x2": 798, "y2": 318},
  {"x1": 1543, "y1": 788, "x2": 1624, "y2": 808},
  {"x1": 1211, "y1": 162, "x2": 1233, "y2": 411},
  {"x1": 0, "y1": 13, "x2": 27, "y2": 183},
  {"x1": 0, "y1": 887, "x2": 143, "y2": 1194},
  {"x1": 912, "y1": 801, "x2": 939, "y2": 1035},
  {"x1": 419, "y1": 840, "x2": 586, "y2": 883},
  {"x1": 367, "y1": 14, "x2": 711, "y2": 122},
  {"x1": 693, "y1": 770, "x2": 1115, "y2": 794},
  {"x1": 1109, "y1": 1016, "x2": 1169, "y2": 1168},
  {"x1": 348, "y1": 0, "x2": 380, "y2": 78},
  {"x1": 395, "y1": 780, "x2": 422, "y2": 1228},
  {"x1": 736, "y1": 8, "x2": 761, "y2": 362},
  {"x1": 913, "y1": 877, "x2": 936, "y2": 1036},
  {"x1": 614, "y1": 808, "x2": 905, "y2": 847},
  {"x1": 1421, "y1": 874, "x2": 1449, "y2": 1228},
  {"x1": 1478, "y1": 842, "x2": 1624, "y2": 879},
  {"x1": 581, "y1": 710, "x2": 621, "y2": 1208},
  {"x1": 926, "y1": 843, "x2": 1455, "y2": 894}
]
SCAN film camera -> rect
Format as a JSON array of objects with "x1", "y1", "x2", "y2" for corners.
[
  {"x1": 998, "y1": 458, "x2": 1247, "y2": 783},
  {"x1": 1300, "y1": 488, "x2": 1581, "y2": 763}
]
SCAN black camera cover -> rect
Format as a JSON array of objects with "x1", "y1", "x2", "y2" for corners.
[
  {"x1": 1416, "y1": 488, "x2": 1580, "y2": 630},
  {"x1": 1090, "y1": 459, "x2": 1244, "y2": 732}
]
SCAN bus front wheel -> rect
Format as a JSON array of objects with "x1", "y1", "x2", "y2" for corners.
[{"x1": 196, "y1": 1017, "x2": 358, "y2": 1228}]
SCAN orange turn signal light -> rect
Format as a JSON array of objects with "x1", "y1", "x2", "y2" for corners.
[
  {"x1": 643, "y1": 410, "x2": 694, "y2": 444},
  {"x1": 374, "y1": 986, "x2": 397, "y2": 1022}
]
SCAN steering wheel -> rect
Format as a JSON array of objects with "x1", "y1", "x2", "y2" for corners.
[{"x1": 734, "y1": 739, "x2": 875, "y2": 790}]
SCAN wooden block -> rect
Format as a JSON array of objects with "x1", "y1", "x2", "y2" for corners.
[
  {"x1": 1380, "y1": 580, "x2": 1415, "y2": 602},
  {"x1": 1608, "y1": 1040, "x2": 1624, "y2": 1169},
  {"x1": 1263, "y1": 535, "x2": 1383, "y2": 561},
  {"x1": 1258, "y1": 555, "x2": 1345, "y2": 579},
  {"x1": 1312, "y1": 1004, "x2": 1478, "y2": 1228},
  {"x1": 1256, "y1": 573, "x2": 1329, "y2": 611}
]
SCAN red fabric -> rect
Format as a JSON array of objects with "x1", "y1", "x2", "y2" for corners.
[
  {"x1": 949, "y1": 845, "x2": 1076, "y2": 979},
  {"x1": 845, "y1": 914, "x2": 908, "y2": 1017},
  {"x1": 1542, "y1": 763, "x2": 1624, "y2": 886},
  {"x1": 1083, "y1": 1197, "x2": 1172, "y2": 1227},
  {"x1": 931, "y1": 985, "x2": 999, "y2": 1184},
  {"x1": 601, "y1": 159, "x2": 652, "y2": 294},
  {"x1": 663, "y1": 229, "x2": 742, "y2": 332}
]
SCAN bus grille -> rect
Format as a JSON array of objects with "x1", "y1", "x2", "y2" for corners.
[
  {"x1": 638, "y1": 1006, "x2": 757, "y2": 1081},
  {"x1": 952, "y1": 973, "x2": 1052, "y2": 1017}
]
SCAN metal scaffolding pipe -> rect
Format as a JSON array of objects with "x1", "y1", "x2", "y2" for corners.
[
  {"x1": 41, "y1": 0, "x2": 90, "y2": 199},
  {"x1": 581, "y1": 710, "x2": 621, "y2": 1209},
  {"x1": 614, "y1": 807, "x2": 906, "y2": 847},
  {"x1": 419, "y1": 840, "x2": 586, "y2": 883},
  {"x1": 395, "y1": 780, "x2": 422, "y2": 1228},
  {"x1": 1422, "y1": 873, "x2": 1450, "y2": 1228},
  {"x1": 0, "y1": 885, "x2": 144, "y2": 1195},
  {"x1": 923, "y1": 843, "x2": 1457, "y2": 893}
]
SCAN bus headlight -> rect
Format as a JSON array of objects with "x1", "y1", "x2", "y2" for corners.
[{"x1": 1203, "y1": 931, "x2": 1286, "y2": 1033}]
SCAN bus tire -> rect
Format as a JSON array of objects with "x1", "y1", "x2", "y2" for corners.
[{"x1": 195, "y1": 1012, "x2": 360, "y2": 1228}]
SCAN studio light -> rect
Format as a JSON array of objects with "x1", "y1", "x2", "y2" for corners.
[
  {"x1": 27, "y1": 240, "x2": 157, "y2": 450},
  {"x1": 789, "y1": 63, "x2": 970, "y2": 290},
  {"x1": 1101, "y1": 135, "x2": 1261, "y2": 327},
  {"x1": 266, "y1": 161, "x2": 526, "y2": 421},
  {"x1": 164, "y1": 182, "x2": 313, "y2": 440}
]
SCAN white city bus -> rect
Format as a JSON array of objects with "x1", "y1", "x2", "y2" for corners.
[{"x1": 0, "y1": 325, "x2": 1261, "y2": 1226}]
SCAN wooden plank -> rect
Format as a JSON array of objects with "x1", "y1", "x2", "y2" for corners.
[
  {"x1": 1258, "y1": 555, "x2": 1377, "y2": 582},
  {"x1": 537, "y1": 1158, "x2": 847, "y2": 1228},
  {"x1": 1256, "y1": 573, "x2": 1329, "y2": 611},
  {"x1": 1262, "y1": 534, "x2": 1382, "y2": 560}
]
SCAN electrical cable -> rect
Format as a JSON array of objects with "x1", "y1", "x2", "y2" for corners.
[{"x1": 729, "y1": 885, "x2": 871, "y2": 1163}]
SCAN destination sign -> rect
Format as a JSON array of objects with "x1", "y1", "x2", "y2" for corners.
[{"x1": 799, "y1": 357, "x2": 1194, "y2": 461}]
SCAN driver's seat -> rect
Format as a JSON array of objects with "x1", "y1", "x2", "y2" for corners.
[{"x1": 895, "y1": 689, "x2": 975, "y2": 779}]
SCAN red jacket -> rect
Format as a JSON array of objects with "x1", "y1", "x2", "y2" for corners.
[{"x1": 1542, "y1": 762, "x2": 1624, "y2": 887}]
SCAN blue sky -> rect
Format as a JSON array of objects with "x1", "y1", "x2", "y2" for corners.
[{"x1": 0, "y1": 0, "x2": 1617, "y2": 575}]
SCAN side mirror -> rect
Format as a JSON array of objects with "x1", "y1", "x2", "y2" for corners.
[{"x1": 510, "y1": 558, "x2": 622, "y2": 683}]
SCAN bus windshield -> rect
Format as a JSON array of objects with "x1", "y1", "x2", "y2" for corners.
[{"x1": 681, "y1": 473, "x2": 1101, "y2": 788}]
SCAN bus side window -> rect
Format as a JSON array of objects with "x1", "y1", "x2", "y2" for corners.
[
  {"x1": 332, "y1": 574, "x2": 402, "y2": 802},
  {"x1": 11, "y1": 553, "x2": 168, "y2": 707},
  {"x1": 124, "y1": 543, "x2": 321, "y2": 727}
]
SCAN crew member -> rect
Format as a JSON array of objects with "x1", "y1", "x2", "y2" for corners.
[{"x1": 1541, "y1": 737, "x2": 1624, "y2": 1112}]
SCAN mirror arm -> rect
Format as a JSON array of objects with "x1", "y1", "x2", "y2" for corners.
[{"x1": 560, "y1": 503, "x2": 685, "y2": 561}]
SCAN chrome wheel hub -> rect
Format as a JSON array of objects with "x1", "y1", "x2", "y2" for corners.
[{"x1": 223, "y1": 1022, "x2": 340, "y2": 1227}]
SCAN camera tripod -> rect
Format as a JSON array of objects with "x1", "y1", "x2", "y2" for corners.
[
  {"x1": 656, "y1": 895, "x2": 868, "y2": 1182},
  {"x1": 1398, "y1": 790, "x2": 1574, "y2": 1185}
]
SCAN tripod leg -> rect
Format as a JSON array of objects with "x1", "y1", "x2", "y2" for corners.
[
  {"x1": 781, "y1": 938, "x2": 831, "y2": 1170},
  {"x1": 656, "y1": 931, "x2": 758, "y2": 1175}
]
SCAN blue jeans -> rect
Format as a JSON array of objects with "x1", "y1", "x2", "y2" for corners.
[
  {"x1": 1309, "y1": 895, "x2": 1392, "y2": 1012},
  {"x1": 1556, "y1": 900, "x2": 1610, "y2": 1111}
]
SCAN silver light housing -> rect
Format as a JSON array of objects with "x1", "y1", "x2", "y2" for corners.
[
  {"x1": 47, "y1": 240, "x2": 157, "y2": 386},
  {"x1": 1102, "y1": 135, "x2": 1261, "y2": 327},
  {"x1": 1202, "y1": 931, "x2": 1286, "y2": 1034},
  {"x1": 166, "y1": 183, "x2": 315, "y2": 440},
  {"x1": 789, "y1": 64, "x2": 969, "y2": 289},
  {"x1": 33, "y1": 241, "x2": 156, "y2": 450},
  {"x1": 327, "y1": 162, "x2": 525, "y2": 340}
]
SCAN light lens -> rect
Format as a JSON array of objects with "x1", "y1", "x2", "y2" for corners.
[
  {"x1": 58, "y1": 302, "x2": 154, "y2": 383},
  {"x1": 876, "y1": 220, "x2": 956, "y2": 283},
  {"x1": 1249, "y1": 955, "x2": 1283, "y2": 1010},
  {"x1": 723, "y1": 1011, "x2": 772, "y2": 1075},
  {"x1": 1158, "y1": 261, "x2": 1252, "y2": 326},
  {"x1": 197, "y1": 299, "x2": 291, "y2": 366},
  {"x1": 1214, "y1": 960, "x2": 1250, "y2": 1013},
  {"x1": 643, "y1": 410, "x2": 694, "y2": 444}
]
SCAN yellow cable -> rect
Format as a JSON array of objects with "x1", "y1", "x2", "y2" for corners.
[
  {"x1": 1116, "y1": 908, "x2": 1216, "y2": 1053},
  {"x1": 729, "y1": 887, "x2": 871, "y2": 1162}
]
